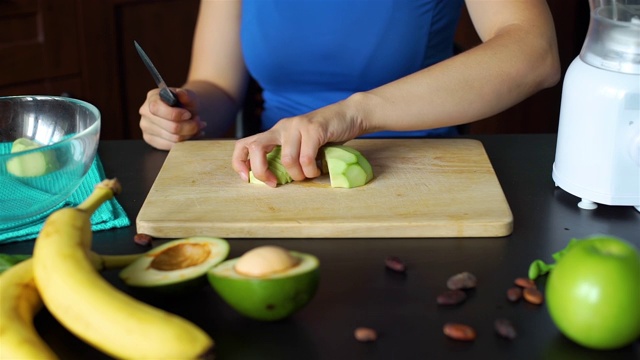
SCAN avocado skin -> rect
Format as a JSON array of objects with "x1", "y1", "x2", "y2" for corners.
[
  {"x1": 207, "y1": 255, "x2": 320, "y2": 321},
  {"x1": 123, "y1": 275, "x2": 209, "y2": 297}
]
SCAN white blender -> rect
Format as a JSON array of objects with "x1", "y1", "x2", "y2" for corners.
[{"x1": 553, "y1": 0, "x2": 640, "y2": 211}]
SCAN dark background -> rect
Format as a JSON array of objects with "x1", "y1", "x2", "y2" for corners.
[{"x1": 0, "y1": 0, "x2": 589, "y2": 140}]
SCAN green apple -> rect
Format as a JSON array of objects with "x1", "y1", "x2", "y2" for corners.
[
  {"x1": 119, "y1": 237, "x2": 229, "y2": 293},
  {"x1": 322, "y1": 145, "x2": 373, "y2": 188},
  {"x1": 6, "y1": 137, "x2": 58, "y2": 177},
  {"x1": 208, "y1": 245, "x2": 320, "y2": 321},
  {"x1": 546, "y1": 235, "x2": 640, "y2": 350}
]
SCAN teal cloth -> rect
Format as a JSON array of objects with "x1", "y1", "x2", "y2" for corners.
[{"x1": 0, "y1": 150, "x2": 130, "y2": 243}]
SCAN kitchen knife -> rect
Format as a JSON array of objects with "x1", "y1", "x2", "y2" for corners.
[{"x1": 134, "y1": 41, "x2": 181, "y2": 107}]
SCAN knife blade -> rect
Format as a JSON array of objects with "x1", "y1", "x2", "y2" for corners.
[{"x1": 134, "y1": 41, "x2": 181, "y2": 107}]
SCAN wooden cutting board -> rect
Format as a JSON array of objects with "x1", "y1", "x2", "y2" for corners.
[{"x1": 136, "y1": 139, "x2": 513, "y2": 238}]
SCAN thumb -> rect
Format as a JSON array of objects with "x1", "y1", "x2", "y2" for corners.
[{"x1": 174, "y1": 88, "x2": 197, "y2": 110}]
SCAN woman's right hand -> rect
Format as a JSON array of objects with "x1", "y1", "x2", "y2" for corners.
[{"x1": 139, "y1": 88, "x2": 207, "y2": 150}]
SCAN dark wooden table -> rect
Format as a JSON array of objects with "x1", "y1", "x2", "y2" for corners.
[{"x1": 2, "y1": 134, "x2": 639, "y2": 360}]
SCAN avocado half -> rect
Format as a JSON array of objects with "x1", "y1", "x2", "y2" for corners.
[
  {"x1": 119, "y1": 237, "x2": 230, "y2": 292},
  {"x1": 208, "y1": 246, "x2": 320, "y2": 321}
]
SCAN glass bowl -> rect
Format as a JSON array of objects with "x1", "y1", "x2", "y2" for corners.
[{"x1": 0, "y1": 96, "x2": 101, "y2": 223}]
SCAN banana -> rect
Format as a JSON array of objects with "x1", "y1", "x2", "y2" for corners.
[
  {"x1": 32, "y1": 179, "x2": 214, "y2": 359},
  {"x1": 0, "y1": 252, "x2": 143, "y2": 360},
  {"x1": 0, "y1": 259, "x2": 58, "y2": 360}
]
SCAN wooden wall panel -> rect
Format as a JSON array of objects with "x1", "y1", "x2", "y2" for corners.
[
  {"x1": 117, "y1": 0, "x2": 200, "y2": 139},
  {"x1": 0, "y1": 0, "x2": 80, "y2": 91},
  {"x1": 78, "y1": 0, "x2": 199, "y2": 140}
]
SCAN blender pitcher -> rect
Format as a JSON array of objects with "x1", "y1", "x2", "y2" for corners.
[{"x1": 552, "y1": 0, "x2": 640, "y2": 211}]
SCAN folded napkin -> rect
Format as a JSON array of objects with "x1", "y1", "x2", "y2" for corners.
[{"x1": 0, "y1": 148, "x2": 130, "y2": 244}]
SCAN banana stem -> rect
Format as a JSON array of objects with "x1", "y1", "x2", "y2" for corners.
[
  {"x1": 101, "y1": 254, "x2": 142, "y2": 269},
  {"x1": 87, "y1": 251, "x2": 142, "y2": 271},
  {"x1": 76, "y1": 179, "x2": 122, "y2": 214}
]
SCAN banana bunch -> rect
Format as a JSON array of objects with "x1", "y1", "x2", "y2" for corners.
[{"x1": 0, "y1": 179, "x2": 214, "y2": 359}]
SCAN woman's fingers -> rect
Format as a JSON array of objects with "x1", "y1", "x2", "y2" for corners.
[
  {"x1": 139, "y1": 88, "x2": 205, "y2": 150},
  {"x1": 232, "y1": 115, "x2": 330, "y2": 185},
  {"x1": 279, "y1": 129, "x2": 306, "y2": 181},
  {"x1": 232, "y1": 135, "x2": 279, "y2": 187}
]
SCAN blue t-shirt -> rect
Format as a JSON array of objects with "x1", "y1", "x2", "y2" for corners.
[{"x1": 241, "y1": 0, "x2": 465, "y2": 137}]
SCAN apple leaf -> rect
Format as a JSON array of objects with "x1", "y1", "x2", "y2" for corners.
[
  {"x1": 528, "y1": 259, "x2": 555, "y2": 280},
  {"x1": 528, "y1": 238, "x2": 581, "y2": 280}
]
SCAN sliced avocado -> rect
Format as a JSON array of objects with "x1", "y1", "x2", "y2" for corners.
[
  {"x1": 208, "y1": 246, "x2": 320, "y2": 321},
  {"x1": 119, "y1": 237, "x2": 229, "y2": 293},
  {"x1": 7, "y1": 138, "x2": 59, "y2": 177},
  {"x1": 248, "y1": 144, "x2": 374, "y2": 188},
  {"x1": 249, "y1": 146, "x2": 293, "y2": 186},
  {"x1": 323, "y1": 145, "x2": 373, "y2": 188}
]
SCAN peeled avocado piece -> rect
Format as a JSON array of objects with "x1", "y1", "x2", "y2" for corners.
[
  {"x1": 119, "y1": 237, "x2": 230, "y2": 292},
  {"x1": 249, "y1": 146, "x2": 293, "y2": 186},
  {"x1": 208, "y1": 245, "x2": 320, "y2": 321},
  {"x1": 6, "y1": 137, "x2": 58, "y2": 177},
  {"x1": 322, "y1": 145, "x2": 373, "y2": 188},
  {"x1": 248, "y1": 145, "x2": 374, "y2": 188}
]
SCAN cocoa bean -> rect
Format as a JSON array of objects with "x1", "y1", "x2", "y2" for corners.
[
  {"x1": 514, "y1": 277, "x2": 536, "y2": 289},
  {"x1": 437, "y1": 289, "x2": 467, "y2": 306},
  {"x1": 385, "y1": 256, "x2": 406, "y2": 273},
  {"x1": 443, "y1": 323, "x2": 476, "y2": 341},
  {"x1": 506, "y1": 287, "x2": 523, "y2": 302},
  {"x1": 523, "y1": 287, "x2": 544, "y2": 305},
  {"x1": 133, "y1": 233, "x2": 153, "y2": 247},
  {"x1": 494, "y1": 318, "x2": 517, "y2": 340},
  {"x1": 446, "y1": 272, "x2": 477, "y2": 290},
  {"x1": 354, "y1": 327, "x2": 377, "y2": 342}
]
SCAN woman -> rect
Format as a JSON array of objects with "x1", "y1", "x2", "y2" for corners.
[{"x1": 139, "y1": 0, "x2": 560, "y2": 187}]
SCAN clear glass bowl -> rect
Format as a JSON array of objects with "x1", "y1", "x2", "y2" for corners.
[{"x1": 0, "y1": 96, "x2": 101, "y2": 223}]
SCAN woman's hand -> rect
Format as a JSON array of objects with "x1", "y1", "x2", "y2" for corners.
[
  {"x1": 232, "y1": 96, "x2": 367, "y2": 187},
  {"x1": 139, "y1": 88, "x2": 207, "y2": 150}
]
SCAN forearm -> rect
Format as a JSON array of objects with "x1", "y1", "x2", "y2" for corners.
[
  {"x1": 352, "y1": 22, "x2": 561, "y2": 134},
  {"x1": 184, "y1": 0, "x2": 245, "y2": 138},
  {"x1": 183, "y1": 79, "x2": 244, "y2": 138}
]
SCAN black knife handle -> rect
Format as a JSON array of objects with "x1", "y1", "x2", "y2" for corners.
[{"x1": 160, "y1": 87, "x2": 181, "y2": 107}]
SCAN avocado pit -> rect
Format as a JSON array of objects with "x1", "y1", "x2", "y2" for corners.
[
  {"x1": 234, "y1": 245, "x2": 299, "y2": 277},
  {"x1": 150, "y1": 243, "x2": 212, "y2": 271}
]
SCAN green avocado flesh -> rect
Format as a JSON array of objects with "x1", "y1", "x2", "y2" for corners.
[
  {"x1": 119, "y1": 237, "x2": 229, "y2": 291},
  {"x1": 249, "y1": 146, "x2": 293, "y2": 186},
  {"x1": 208, "y1": 252, "x2": 320, "y2": 321},
  {"x1": 7, "y1": 138, "x2": 58, "y2": 177},
  {"x1": 249, "y1": 145, "x2": 373, "y2": 188},
  {"x1": 323, "y1": 145, "x2": 373, "y2": 188}
]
